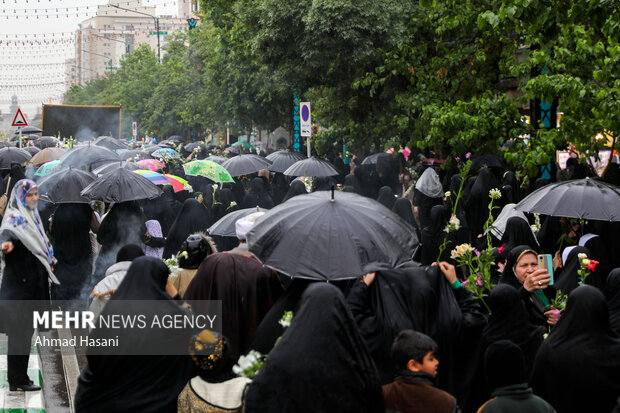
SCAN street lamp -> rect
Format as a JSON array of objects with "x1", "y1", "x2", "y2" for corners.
[{"x1": 110, "y1": 3, "x2": 160, "y2": 63}]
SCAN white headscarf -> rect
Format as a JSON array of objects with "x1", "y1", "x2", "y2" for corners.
[
  {"x1": 578, "y1": 233, "x2": 599, "y2": 247},
  {"x1": 0, "y1": 179, "x2": 59, "y2": 284},
  {"x1": 415, "y1": 168, "x2": 444, "y2": 198}
]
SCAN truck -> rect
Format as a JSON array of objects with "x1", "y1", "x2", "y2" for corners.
[{"x1": 41, "y1": 104, "x2": 122, "y2": 140}]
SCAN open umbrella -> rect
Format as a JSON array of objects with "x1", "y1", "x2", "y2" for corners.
[
  {"x1": 247, "y1": 190, "x2": 418, "y2": 280},
  {"x1": 361, "y1": 153, "x2": 392, "y2": 165},
  {"x1": 0, "y1": 147, "x2": 32, "y2": 170},
  {"x1": 35, "y1": 136, "x2": 59, "y2": 149},
  {"x1": 93, "y1": 161, "x2": 147, "y2": 176},
  {"x1": 266, "y1": 150, "x2": 307, "y2": 173},
  {"x1": 208, "y1": 207, "x2": 268, "y2": 237},
  {"x1": 152, "y1": 148, "x2": 180, "y2": 159},
  {"x1": 163, "y1": 174, "x2": 188, "y2": 193},
  {"x1": 283, "y1": 157, "x2": 339, "y2": 177},
  {"x1": 204, "y1": 155, "x2": 227, "y2": 165},
  {"x1": 80, "y1": 167, "x2": 163, "y2": 203},
  {"x1": 515, "y1": 178, "x2": 620, "y2": 221},
  {"x1": 94, "y1": 136, "x2": 128, "y2": 151},
  {"x1": 119, "y1": 149, "x2": 154, "y2": 161},
  {"x1": 35, "y1": 160, "x2": 65, "y2": 177},
  {"x1": 13, "y1": 125, "x2": 42, "y2": 135},
  {"x1": 166, "y1": 135, "x2": 185, "y2": 143},
  {"x1": 38, "y1": 168, "x2": 96, "y2": 203},
  {"x1": 29, "y1": 147, "x2": 66, "y2": 166},
  {"x1": 221, "y1": 154, "x2": 272, "y2": 177},
  {"x1": 183, "y1": 142, "x2": 205, "y2": 153},
  {"x1": 136, "y1": 159, "x2": 165, "y2": 172},
  {"x1": 183, "y1": 160, "x2": 235, "y2": 183},
  {"x1": 23, "y1": 146, "x2": 41, "y2": 156},
  {"x1": 231, "y1": 141, "x2": 253, "y2": 149},
  {"x1": 60, "y1": 144, "x2": 120, "y2": 171}
]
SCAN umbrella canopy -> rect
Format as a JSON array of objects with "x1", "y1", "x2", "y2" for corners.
[
  {"x1": 23, "y1": 146, "x2": 41, "y2": 156},
  {"x1": 136, "y1": 159, "x2": 165, "y2": 172},
  {"x1": 266, "y1": 150, "x2": 307, "y2": 173},
  {"x1": 119, "y1": 149, "x2": 154, "y2": 161},
  {"x1": 208, "y1": 207, "x2": 268, "y2": 237},
  {"x1": 94, "y1": 136, "x2": 128, "y2": 151},
  {"x1": 144, "y1": 145, "x2": 163, "y2": 155},
  {"x1": 35, "y1": 160, "x2": 66, "y2": 177},
  {"x1": 221, "y1": 154, "x2": 272, "y2": 177},
  {"x1": 38, "y1": 168, "x2": 96, "y2": 204},
  {"x1": 60, "y1": 144, "x2": 120, "y2": 171},
  {"x1": 283, "y1": 157, "x2": 339, "y2": 177},
  {"x1": 231, "y1": 140, "x2": 253, "y2": 149},
  {"x1": 183, "y1": 142, "x2": 205, "y2": 152},
  {"x1": 163, "y1": 174, "x2": 188, "y2": 193},
  {"x1": 515, "y1": 178, "x2": 620, "y2": 221},
  {"x1": 152, "y1": 148, "x2": 180, "y2": 159},
  {"x1": 183, "y1": 160, "x2": 235, "y2": 183},
  {"x1": 132, "y1": 170, "x2": 188, "y2": 193},
  {"x1": 247, "y1": 191, "x2": 418, "y2": 280},
  {"x1": 204, "y1": 155, "x2": 227, "y2": 165},
  {"x1": 0, "y1": 147, "x2": 32, "y2": 170},
  {"x1": 166, "y1": 135, "x2": 185, "y2": 143},
  {"x1": 471, "y1": 154, "x2": 506, "y2": 170},
  {"x1": 361, "y1": 153, "x2": 392, "y2": 165},
  {"x1": 29, "y1": 147, "x2": 66, "y2": 166},
  {"x1": 35, "y1": 136, "x2": 59, "y2": 149},
  {"x1": 13, "y1": 125, "x2": 42, "y2": 135},
  {"x1": 92, "y1": 160, "x2": 147, "y2": 176},
  {"x1": 80, "y1": 167, "x2": 163, "y2": 203}
]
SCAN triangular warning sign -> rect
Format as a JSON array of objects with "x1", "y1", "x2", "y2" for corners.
[{"x1": 12, "y1": 108, "x2": 28, "y2": 127}]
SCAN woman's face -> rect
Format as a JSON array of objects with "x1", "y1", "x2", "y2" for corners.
[
  {"x1": 25, "y1": 188, "x2": 39, "y2": 210},
  {"x1": 514, "y1": 252, "x2": 537, "y2": 284}
]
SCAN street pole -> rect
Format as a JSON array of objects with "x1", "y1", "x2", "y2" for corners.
[{"x1": 156, "y1": 17, "x2": 161, "y2": 63}]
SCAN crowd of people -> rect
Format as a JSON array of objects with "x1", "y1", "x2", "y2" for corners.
[{"x1": 0, "y1": 141, "x2": 619, "y2": 412}]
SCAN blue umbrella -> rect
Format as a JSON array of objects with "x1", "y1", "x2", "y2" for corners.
[
  {"x1": 152, "y1": 148, "x2": 180, "y2": 159},
  {"x1": 35, "y1": 160, "x2": 66, "y2": 176}
]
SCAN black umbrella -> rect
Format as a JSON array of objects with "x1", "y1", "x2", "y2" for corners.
[
  {"x1": 221, "y1": 154, "x2": 272, "y2": 177},
  {"x1": 80, "y1": 167, "x2": 163, "y2": 203},
  {"x1": 0, "y1": 147, "x2": 32, "y2": 170},
  {"x1": 166, "y1": 135, "x2": 185, "y2": 143},
  {"x1": 60, "y1": 144, "x2": 120, "y2": 171},
  {"x1": 94, "y1": 136, "x2": 128, "y2": 151},
  {"x1": 283, "y1": 157, "x2": 339, "y2": 177},
  {"x1": 361, "y1": 153, "x2": 391, "y2": 165},
  {"x1": 515, "y1": 178, "x2": 620, "y2": 221},
  {"x1": 38, "y1": 168, "x2": 96, "y2": 204},
  {"x1": 266, "y1": 150, "x2": 307, "y2": 173},
  {"x1": 145, "y1": 145, "x2": 163, "y2": 155},
  {"x1": 23, "y1": 146, "x2": 41, "y2": 156},
  {"x1": 247, "y1": 190, "x2": 418, "y2": 280},
  {"x1": 119, "y1": 150, "x2": 154, "y2": 161},
  {"x1": 35, "y1": 136, "x2": 59, "y2": 149},
  {"x1": 184, "y1": 142, "x2": 205, "y2": 152},
  {"x1": 208, "y1": 207, "x2": 268, "y2": 237},
  {"x1": 13, "y1": 125, "x2": 42, "y2": 135},
  {"x1": 92, "y1": 161, "x2": 147, "y2": 176},
  {"x1": 204, "y1": 155, "x2": 227, "y2": 165},
  {"x1": 471, "y1": 154, "x2": 506, "y2": 170}
]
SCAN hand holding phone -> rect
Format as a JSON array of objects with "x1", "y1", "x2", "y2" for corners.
[{"x1": 538, "y1": 254, "x2": 554, "y2": 286}]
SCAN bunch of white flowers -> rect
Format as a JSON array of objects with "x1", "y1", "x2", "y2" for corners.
[
  {"x1": 444, "y1": 214, "x2": 461, "y2": 233},
  {"x1": 489, "y1": 188, "x2": 502, "y2": 199},
  {"x1": 232, "y1": 350, "x2": 264, "y2": 378},
  {"x1": 450, "y1": 243, "x2": 475, "y2": 260}
]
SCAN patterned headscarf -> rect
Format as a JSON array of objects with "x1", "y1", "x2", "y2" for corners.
[{"x1": 0, "y1": 179, "x2": 59, "y2": 284}]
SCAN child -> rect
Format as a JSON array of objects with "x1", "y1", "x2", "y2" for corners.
[{"x1": 383, "y1": 329, "x2": 461, "y2": 413}]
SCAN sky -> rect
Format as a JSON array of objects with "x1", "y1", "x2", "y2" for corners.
[{"x1": 1, "y1": 0, "x2": 177, "y2": 119}]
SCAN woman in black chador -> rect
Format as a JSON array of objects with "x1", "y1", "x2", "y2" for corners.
[
  {"x1": 244, "y1": 283, "x2": 384, "y2": 413},
  {"x1": 241, "y1": 178, "x2": 274, "y2": 209},
  {"x1": 530, "y1": 285, "x2": 620, "y2": 413},
  {"x1": 163, "y1": 199, "x2": 211, "y2": 258},
  {"x1": 49, "y1": 203, "x2": 93, "y2": 301}
]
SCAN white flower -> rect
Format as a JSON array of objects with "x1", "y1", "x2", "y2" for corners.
[
  {"x1": 489, "y1": 188, "x2": 502, "y2": 199},
  {"x1": 444, "y1": 191, "x2": 451, "y2": 198},
  {"x1": 577, "y1": 253, "x2": 587, "y2": 260},
  {"x1": 449, "y1": 215, "x2": 460, "y2": 229},
  {"x1": 450, "y1": 243, "x2": 475, "y2": 259},
  {"x1": 278, "y1": 311, "x2": 293, "y2": 328}
]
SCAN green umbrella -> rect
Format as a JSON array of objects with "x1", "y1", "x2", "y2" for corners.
[
  {"x1": 35, "y1": 160, "x2": 66, "y2": 177},
  {"x1": 183, "y1": 160, "x2": 235, "y2": 183},
  {"x1": 231, "y1": 141, "x2": 253, "y2": 149}
]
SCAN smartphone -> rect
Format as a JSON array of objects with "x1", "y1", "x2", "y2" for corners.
[{"x1": 537, "y1": 254, "x2": 554, "y2": 286}]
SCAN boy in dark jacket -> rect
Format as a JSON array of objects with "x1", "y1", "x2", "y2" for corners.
[
  {"x1": 478, "y1": 340, "x2": 555, "y2": 412},
  {"x1": 383, "y1": 329, "x2": 460, "y2": 413}
]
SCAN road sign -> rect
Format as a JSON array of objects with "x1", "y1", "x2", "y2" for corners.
[
  {"x1": 149, "y1": 31, "x2": 168, "y2": 35},
  {"x1": 12, "y1": 108, "x2": 28, "y2": 127},
  {"x1": 105, "y1": 67, "x2": 118, "y2": 70},
  {"x1": 300, "y1": 102, "x2": 311, "y2": 137}
]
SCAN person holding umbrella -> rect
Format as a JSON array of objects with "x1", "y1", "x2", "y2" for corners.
[{"x1": 0, "y1": 179, "x2": 59, "y2": 391}]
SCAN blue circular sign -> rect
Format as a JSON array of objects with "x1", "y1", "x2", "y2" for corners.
[
  {"x1": 294, "y1": 143, "x2": 300, "y2": 150},
  {"x1": 301, "y1": 105, "x2": 310, "y2": 122}
]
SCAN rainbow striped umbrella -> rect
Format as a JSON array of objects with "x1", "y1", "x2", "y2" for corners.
[
  {"x1": 163, "y1": 174, "x2": 188, "y2": 193},
  {"x1": 133, "y1": 170, "x2": 188, "y2": 193}
]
